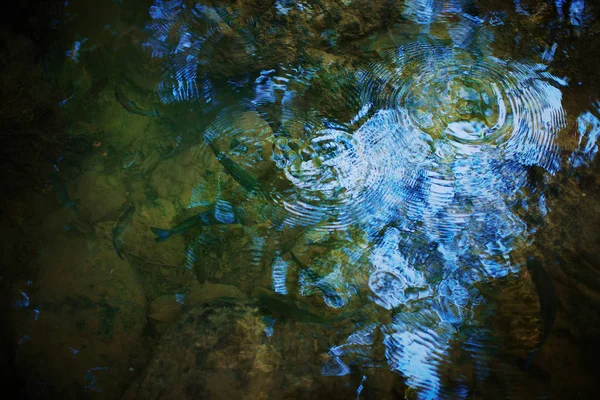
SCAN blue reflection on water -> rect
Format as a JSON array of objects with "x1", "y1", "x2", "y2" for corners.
[
  {"x1": 184, "y1": 243, "x2": 196, "y2": 270},
  {"x1": 143, "y1": 0, "x2": 257, "y2": 105},
  {"x1": 262, "y1": 315, "x2": 276, "y2": 337},
  {"x1": 84, "y1": 366, "x2": 109, "y2": 393},
  {"x1": 175, "y1": 293, "x2": 186, "y2": 304},
  {"x1": 280, "y1": 40, "x2": 567, "y2": 396},
  {"x1": 318, "y1": 93, "x2": 555, "y2": 394},
  {"x1": 18, "y1": 335, "x2": 31, "y2": 346},
  {"x1": 139, "y1": 1, "x2": 599, "y2": 397},
  {"x1": 271, "y1": 255, "x2": 290, "y2": 295},
  {"x1": 65, "y1": 38, "x2": 87, "y2": 63},
  {"x1": 569, "y1": 101, "x2": 600, "y2": 168},
  {"x1": 14, "y1": 291, "x2": 30, "y2": 309}
]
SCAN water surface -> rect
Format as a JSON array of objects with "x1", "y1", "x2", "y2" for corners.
[{"x1": 3, "y1": 0, "x2": 600, "y2": 399}]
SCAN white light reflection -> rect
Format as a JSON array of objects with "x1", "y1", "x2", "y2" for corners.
[
  {"x1": 569, "y1": 101, "x2": 600, "y2": 168},
  {"x1": 140, "y1": 1, "x2": 600, "y2": 396},
  {"x1": 293, "y1": 41, "x2": 569, "y2": 397}
]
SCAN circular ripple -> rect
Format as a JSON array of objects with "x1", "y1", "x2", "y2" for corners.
[
  {"x1": 280, "y1": 40, "x2": 567, "y2": 234},
  {"x1": 361, "y1": 41, "x2": 566, "y2": 167},
  {"x1": 279, "y1": 110, "x2": 427, "y2": 229}
]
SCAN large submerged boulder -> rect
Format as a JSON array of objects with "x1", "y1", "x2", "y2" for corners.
[
  {"x1": 149, "y1": 144, "x2": 229, "y2": 209},
  {"x1": 123, "y1": 301, "x2": 281, "y2": 400},
  {"x1": 74, "y1": 172, "x2": 127, "y2": 222},
  {"x1": 120, "y1": 199, "x2": 187, "y2": 267}
]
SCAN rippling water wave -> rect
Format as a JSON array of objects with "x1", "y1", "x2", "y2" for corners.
[
  {"x1": 269, "y1": 40, "x2": 569, "y2": 397},
  {"x1": 137, "y1": 3, "x2": 587, "y2": 397},
  {"x1": 8, "y1": 0, "x2": 600, "y2": 398},
  {"x1": 180, "y1": 38, "x2": 570, "y2": 396},
  {"x1": 278, "y1": 40, "x2": 565, "y2": 233},
  {"x1": 143, "y1": 0, "x2": 256, "y2": 105}
]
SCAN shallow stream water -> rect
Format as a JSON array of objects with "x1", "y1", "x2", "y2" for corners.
[{"x1": 2, "y1": 1, "x2": 600, "y2": 399}]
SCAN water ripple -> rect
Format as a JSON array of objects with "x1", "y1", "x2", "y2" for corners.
[
  {"x1": 159, "y1": 23, "x2": 572, "y2": 397},
  {"x1": 277, "y1": 39, "x2": 569, "y2": 398},
  {"x1": 281, "y1": 40, "x2": 567, "y2": 237},
  {"x1": 143, "y1": 0, "x2": 256, "y2": 104}
]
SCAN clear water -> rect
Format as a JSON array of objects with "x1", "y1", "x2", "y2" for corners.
[{"x1": 4, "y1": 0, "x2": 600, "y2": 399}]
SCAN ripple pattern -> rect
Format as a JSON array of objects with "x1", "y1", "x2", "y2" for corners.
[
  {"x1": 293, "y1": 40, "x2": 568, "y2": 398},
  {"x1": 153, "y1": 18, "x2": 574, "y2": 396},
  {"x1": 143, "y1": 0, "x2": 255, "y2": 104}
]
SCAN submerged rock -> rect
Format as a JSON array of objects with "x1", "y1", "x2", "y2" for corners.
[
  {"x1": 123, "y1": 297, "x2": 363, "y2": 399},
  {"x1": 149, "y1": 294, "x2": 185, "y2": 334},
  {"x1": 149, "y1": 144, "x2": 231, "y2": 209},
  {"x1": 123, "y1": 301, "x2": 281, "y2": 400},
  {"x1": 149, "y1": 294, "x2": 184, "y2": 323},
  {"x1": 121, "y1": 199, "x2": 187, "y2": 267},
  {"x1": 205, "y1": 110, "x2": 275, "y2": 179},
  {"x1": 74, "y1": 172, "x2": 127, "y2": 222}
]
